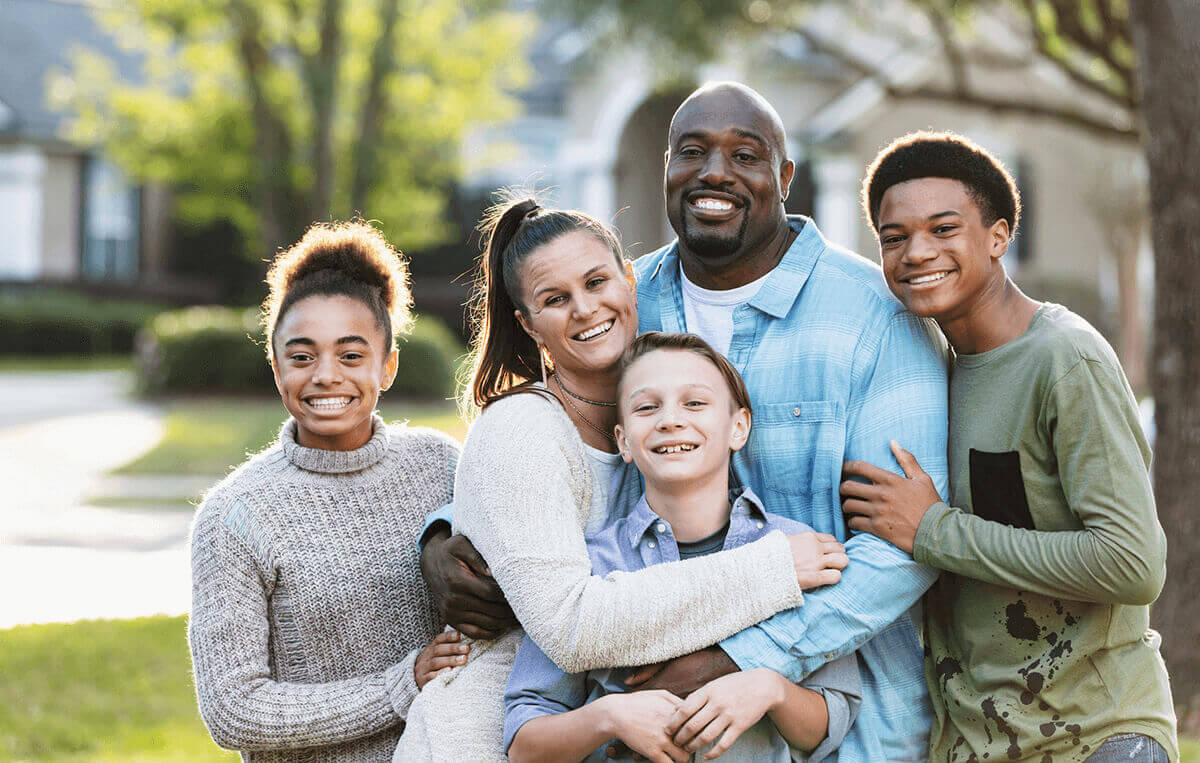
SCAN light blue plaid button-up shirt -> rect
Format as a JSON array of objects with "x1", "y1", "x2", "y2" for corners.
[{"x1": 634, "y1": 216, "x2": 949, "y2": 762}]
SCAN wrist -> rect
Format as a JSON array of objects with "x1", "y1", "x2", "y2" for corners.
[
  {"x1": 591, "y1": 693, "x2": 622, "y2": 737},
  {"x1": 753, "y1": 668, "x2": 789, "y2": 711}
]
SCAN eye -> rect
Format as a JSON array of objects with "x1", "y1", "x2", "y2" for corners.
[
  {"x1": 685, "y1": 399, "x2": 708, "y2": 408},
  {"x1": 677, "y1": 146, "x2": 703, "y2": 158},
  {"x1": 634, "y1": 402, "x2": 657, "y2": 413},
  {"x1": 881, "y1": 234, "x2": 906, "y2": 246},
  {"x1": 341, "y1": 351, "x2": 364, "y2": 361},
  {"x1": 289, "y1": 352, "x2": 314, "y2": 363},
  {"x1": 933, "y1": 224, "x2": 958, "y2": 235},
  {"x1": 545, "y1": 294, "x2": 567, "y2": 306},
  {"x1": 734, "y1": 150, "x2": 758, "y2": 162},
  {"x1": 586, "y1": 276, "x2": 607, "y2": 289}
]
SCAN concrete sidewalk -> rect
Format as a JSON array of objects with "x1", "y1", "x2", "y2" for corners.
[{"x1": 0, "y1": 370, "x2": 213, "y2": 629}]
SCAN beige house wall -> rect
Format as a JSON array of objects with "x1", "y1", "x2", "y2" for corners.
[{"x1": 39, "y1": 151, "x2": 81, "y2": 279}]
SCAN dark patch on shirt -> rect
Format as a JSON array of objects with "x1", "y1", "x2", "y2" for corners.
[
  {"x1": 981, "y1": 697, "x2": 1022, "y2": 759},
  {"x1": 1005, "y1": 601, "x2": 1041, "y2": 640},
  {"x1": 936, "y1": 656, "x2": 963, "y2": 689},
  {"x1": 969, "y1": 449, "x2": 1035, "y2": 529}
]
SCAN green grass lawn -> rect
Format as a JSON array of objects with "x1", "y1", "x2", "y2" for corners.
[
  {"x1": 2, "y1": 615, "x2": 1196, "y2": 761},
  {"x1": 0, "y1": 616, "x2": 234, "y2": 762},
  {"x1": 114, "y1": 396, "x2": 467, "y2": 477}
]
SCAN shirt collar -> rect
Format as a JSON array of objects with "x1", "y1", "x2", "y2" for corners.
[
  {"x1": 624, "y1": 486, "x2": 770, "y2": 548},
  {"x1": 647, "y1": 216, "x2": 827, "y2": 320}
]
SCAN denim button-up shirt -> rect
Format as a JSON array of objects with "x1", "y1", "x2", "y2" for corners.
[
  {"x1": 634, "y1": 217, "x2": 949, "y2": 762},
  {"x1": 503, "y1": 488, "x2": 862, "y2": 762}
]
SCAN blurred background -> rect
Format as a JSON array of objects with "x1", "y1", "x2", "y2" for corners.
[{"x1": 1, "y1": 0, "x2": 1196, "y2": 759}]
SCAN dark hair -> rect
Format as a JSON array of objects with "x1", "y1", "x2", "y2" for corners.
[
  {"x1": 862, "y1": 131, "x2": 1021, "y2": 237},
  {"x1": 616, "y1": 332, "x2": 753, "y2": 419},
  {"x1": 463, "y1": 194, "x2": 626, "y2": 414},
  {"x1": 263, "y1": 220, "x2": 412, "y2": 362}
]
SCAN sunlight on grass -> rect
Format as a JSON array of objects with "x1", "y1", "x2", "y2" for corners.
[
  {"x1": 114, "y1": 396, "x2": 467, "y2": 476},
  {"x1": 0, "y1": 616, "x2": 235, "y2": 762}
]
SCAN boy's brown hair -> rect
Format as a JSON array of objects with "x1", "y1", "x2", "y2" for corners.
[{"x1": 616, "y1": 332, "x2": 753, "y2": 418}]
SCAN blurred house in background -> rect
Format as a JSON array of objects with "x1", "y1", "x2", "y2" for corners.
[
  {"x1": 0, "y1": 0, "x2": 213, "y2": 302},
  {"x1": 462, "y1": 4, "x2": 1153, "y2": 388}
]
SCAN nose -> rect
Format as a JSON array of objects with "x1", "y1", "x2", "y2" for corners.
[
  {"x1": 901, "y1": 233, "x2": 939, "y2": 266},
  {"x1": 655, "y1": 405, "x2": 685, "y2": 431},
  {"x1": 698, "y1": 150, "x2": 733, "y2": 187},
  {"x1": 311, "y1": 355, "x2": 343, "y2": 386},
  {"x1": 571, "y1": 290, "x2": 599, "y2": 319}
]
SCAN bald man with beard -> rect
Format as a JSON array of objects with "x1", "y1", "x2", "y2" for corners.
[{"x1": 625, "y1": 83, "x2": 949, "y2": 761}]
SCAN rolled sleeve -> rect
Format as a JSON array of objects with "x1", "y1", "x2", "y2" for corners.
[{"x1": 502, "y1": 634, "x2": 588, "y2": 753}]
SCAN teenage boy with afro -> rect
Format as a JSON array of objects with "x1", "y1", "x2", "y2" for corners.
[{"x1": 840, "y1": 131, "x2": 1177, "y2": 762}]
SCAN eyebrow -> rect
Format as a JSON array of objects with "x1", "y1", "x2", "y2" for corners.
[
  {"x1": 879, "y1": 210, "x2": 962, "y2": 233},
  {"x1": 626, "y1": 381, "x2": 718, "y2": 398},
  {"x1": 532, "y1": 264, "x2": 608, "y2": 300},
  {"x1": 673, "y1": 128, "x2": 769, "y2": 151},
  {"x1": 283, "y1": 335, "x2": 370, "y2": 348}
]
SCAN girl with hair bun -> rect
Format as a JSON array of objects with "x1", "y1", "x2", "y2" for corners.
[{"x1": 189, "y1": 221, "x2": 470, "y2": 762}]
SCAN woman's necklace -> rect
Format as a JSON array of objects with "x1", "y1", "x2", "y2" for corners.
[
  {"x1": 552, "y1": 373, "x2": 617, "y2": 446},
  {"x1": 550, "y1": 371, "x2": 616, "y2": 407}
]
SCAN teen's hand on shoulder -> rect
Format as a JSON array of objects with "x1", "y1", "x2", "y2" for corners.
[
  {"x1": 841, "y1": 440, "x2": 941, "y2": 554},
  {"x1": 786, "y1": 531, "x2": 848, "y2": 589},
  {"x1": 597, "y1": 690, "x2": 690, "y2": 763},
  {"x1": 413, "y1": 629, "x2": 470, "y2": 689},
  {"x1": 665, "y1": 669, "x2": 780, "y2": 760},
  {"x1": 419, "y1": 529, "x2": 518, "y2": 639}
]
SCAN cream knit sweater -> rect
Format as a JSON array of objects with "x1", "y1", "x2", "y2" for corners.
[
  {"x1": 189, "y1": 416, "x2": 458, "y2": 762},
  {"x1": 394, "y1": 392, "x2": 805, "y2": 762}
]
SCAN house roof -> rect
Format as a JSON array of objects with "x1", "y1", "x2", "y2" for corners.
[{"x1": 0, "y1": 0, "x2": 140, "y2": 142}]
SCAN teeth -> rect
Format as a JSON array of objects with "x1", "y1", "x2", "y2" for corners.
[
  {"x1": 653, "y1": 444, "x2": 696, "y2": 454},
  {"x1": 574, "y1": 320, "x2": 613, "y2": 341},
  {"x1": 307, "y1": 396, "x2": 351, "y2": 409},
  {"x1": 910, "y1": 272, "x2": 949, "y2": 285},
  {"x1": 694, "y1": 198, "x2": 734, "y2": 211}
]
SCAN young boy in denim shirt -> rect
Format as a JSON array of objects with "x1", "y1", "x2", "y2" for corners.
[{"x1": 504, "y1": 332, "x2": 860, "y2": 762}]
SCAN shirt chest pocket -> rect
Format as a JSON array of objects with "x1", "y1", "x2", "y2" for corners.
[{"x1": 745, "y1": 400, "x2": 844, "y2": 498}]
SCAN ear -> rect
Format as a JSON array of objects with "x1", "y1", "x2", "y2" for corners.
[
  {"x1": 728, "y1": 408, "x2": 752, "y2": 453},
  {"x1": 988, "y1": 218, "x2": 1012, "y2": 261},
  {"x1": 514, "y1": 308, "x2": 542, "y2": 347},
  {"x1": 623, "y1": 259, "x2": 638, "y2": 299},
  {"x1": 614, "y1": 422, "x2": 635, "y2": 464},
  {"x1": 380, "y1": 346, "x2": 399, "y2": 392},
  {"x1": 271, "y1": 355, "x2": 284, "y2": 396},
  {"x1": 778, "y1": 159, "x2": 796, "y2": 203}
]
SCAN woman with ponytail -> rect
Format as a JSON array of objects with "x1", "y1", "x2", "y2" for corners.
[
  {"x1": 395, "y1": 198, "x2": 846, "y2": 761},
  {"x1": 189, "y1": 221, "x2": 470, "y2": 762}
]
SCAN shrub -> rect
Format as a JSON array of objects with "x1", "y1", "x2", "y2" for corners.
[
  {"x1": 0, "y1": 290, "x2": 163, "y2": 355},
  {"x1": 139, "y1": 305, "x2": 464, "y2": 399}
]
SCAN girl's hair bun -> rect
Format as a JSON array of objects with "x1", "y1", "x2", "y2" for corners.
[{"x1": 263, "y1": 220, "x2": 413, "y2": 361}]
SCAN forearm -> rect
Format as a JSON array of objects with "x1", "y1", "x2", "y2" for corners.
[
  {"x1": 193, "y1": 647, "x2": 418, "y2": 751},
  {"x1": 915, "y1": 501, "x2": 1166, "y2": 604},
  {"x1": 497, "y1": 533, "x2": 803, "y2": 673},
  {"x1": 759, "y1": 671, "x2": 828, "y2": 753},
  {"x1": 722, "y1": 533, "x2": 935, "y2": 680},
  {"x1": 508, "y1": 700, "x2": 615, "y2": 763}
]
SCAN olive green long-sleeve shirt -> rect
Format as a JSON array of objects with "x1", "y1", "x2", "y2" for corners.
[{"x1": 915, "y1": 303, "x2": 1176, "y2": 762}]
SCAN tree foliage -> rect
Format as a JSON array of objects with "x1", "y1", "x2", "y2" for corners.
[
  {"x1": 544, "y1": 0, "x2": 1138, "y2": 141},
  {"x1": 49, "y1": 0, "x2": 530, "y2": 255}
]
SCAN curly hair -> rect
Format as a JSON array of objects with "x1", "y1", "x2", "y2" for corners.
[
  {"x1": 862, "y1": 131, "x2": 1021, "y2": 237},
  {"x1": 262, "y1": 220, "x2": 413, "y2": 362}
]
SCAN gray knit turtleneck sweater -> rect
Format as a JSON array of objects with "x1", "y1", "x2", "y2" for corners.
[{"x1": 189, "y1": 415, "x2": 459, "y2": 762}]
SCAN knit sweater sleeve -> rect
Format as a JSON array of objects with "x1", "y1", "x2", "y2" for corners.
[
  {"x1": 188, "y1": 493, "x2": 420, "y2": 752},
  {"x1": 453, "y1": 394, "x2": 804, "y2": 674}
]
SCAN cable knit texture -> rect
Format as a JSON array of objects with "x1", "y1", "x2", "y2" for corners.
[
  {"x1": 394, "y1": 391, "x2": 804, "y2": 762},
  {"x1": 189, "y1": 415, "x2": 459, "y2": 762}
]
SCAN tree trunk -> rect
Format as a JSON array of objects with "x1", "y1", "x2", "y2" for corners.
[
  {"x1": 349, "y1": 0, "x2": 402, "y2": 214},
  {"x1": 307, "y1": 0, "x2": 343, "y2": 224},
  {"x1": 1130, "y1": 0, "x2": 1200, "y2": 733}
]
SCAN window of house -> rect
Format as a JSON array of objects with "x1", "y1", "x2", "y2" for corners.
[{"x1": 81, "y1": 157, "x2": 140, "y2": 282}]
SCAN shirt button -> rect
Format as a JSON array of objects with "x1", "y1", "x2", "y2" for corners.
[
  {"x1": 756, "y1": 521, "x2": 765, "y2": 529},
  {"x1": 792, "y1": 407, "x2": 801, "y2": 417},
  {"x1": 648, "y1": 541, "x2": 657, "y2": 549},
  {"x1": 824, "y1": 652, "x2": 836, "y2": 660},
  {"x1": 656, "y1": 523, "x2": 667, "y2": 533}
]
